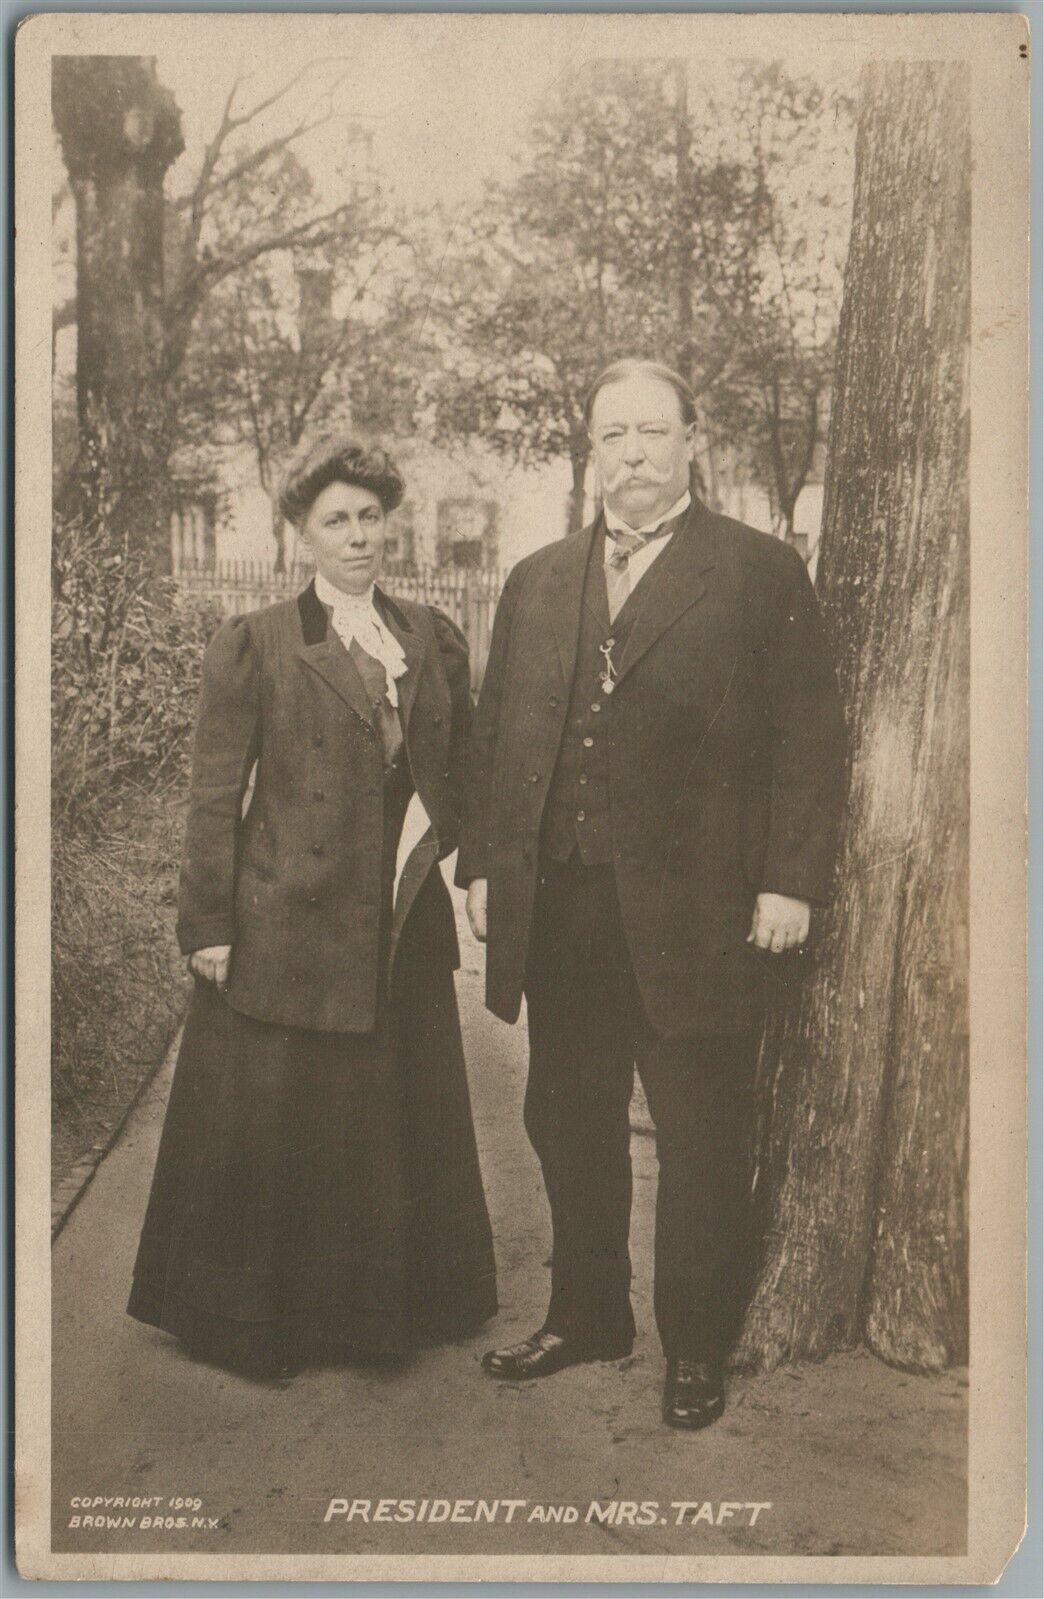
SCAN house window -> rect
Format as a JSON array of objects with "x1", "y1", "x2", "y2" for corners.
[
  {"x1": 436, "y1": 498, "x2": 498, "y2": 570},
  {"x1": 384, "y1": 499, "x2": 417, "y2": 573}
]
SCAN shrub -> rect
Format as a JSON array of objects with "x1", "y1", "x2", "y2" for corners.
[
  {"x1": 52, "y1": 512, "x2": 219, "y2": 823},
  {"x1": 51, "y1": 511, "x2": 221, "y2": 1177}
]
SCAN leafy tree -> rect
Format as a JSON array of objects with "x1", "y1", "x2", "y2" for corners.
[
  {"x1": 425, "y1": 62, "x2": 699, "y2": 532},
  {"x1": 174, "y1": 143, "x2": 421, "y2": 568},
  {"x1": 698, "y1": 65, "x2": 854, "y2": 541},
  {"x1": 425, "y1": 59, "x2": 851, "y2": 538}
]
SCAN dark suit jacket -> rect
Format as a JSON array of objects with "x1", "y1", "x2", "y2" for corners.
[
  {"x1": 177, "y1": 582, "x2": 470, "y2": 1033},
  {"x1": 457, "y1": 500, "x2": 846, "y2": 1037}
]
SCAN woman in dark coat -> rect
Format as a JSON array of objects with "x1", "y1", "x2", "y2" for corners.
[{"x1": 128, "y1": 436, "x2": 497, "y2": 1378}]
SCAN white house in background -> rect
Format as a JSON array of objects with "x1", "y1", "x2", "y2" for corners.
[
  {"x1": 185, "y1": 436, "x2": 577, "y2": 576},
  {"x1": 183, "y1": 434, "x2": 823, "y2": 578}
]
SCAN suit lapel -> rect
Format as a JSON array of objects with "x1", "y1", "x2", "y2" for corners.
[
  {"x1": 613, "y1": 501, "x2": 717, "y2": 687},
  {"x1": 295, "y1": 582, "x2": 375, "y2": 728},
  {"x1": 547, "y1": 522, "x2": 599, "y2": 688}
]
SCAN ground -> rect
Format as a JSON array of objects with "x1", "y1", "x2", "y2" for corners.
[{"x1": 50, "y1": 881, "x2": 967, "y2": 1562}]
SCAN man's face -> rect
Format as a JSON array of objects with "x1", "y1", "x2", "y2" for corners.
[{"x1": 589, "y1": 376, "x2": 695, "y2": 528}]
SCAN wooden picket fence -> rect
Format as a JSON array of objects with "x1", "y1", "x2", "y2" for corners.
[{"x1": 174, "y1": 558, "x2": 504, "y2": 691}]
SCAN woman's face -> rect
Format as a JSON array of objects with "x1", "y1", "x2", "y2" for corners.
[{"x1": 300, "y1": 481, "x2": 387, "y2": 595}]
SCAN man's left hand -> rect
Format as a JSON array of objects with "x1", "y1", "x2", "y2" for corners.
[{"x1": 747, "y1": 893, "x2": 811, "y2": 954}]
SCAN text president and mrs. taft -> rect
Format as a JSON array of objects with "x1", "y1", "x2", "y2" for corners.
[{"x1": 131, "y1": 357, "x2": 845, "y2": 1431}]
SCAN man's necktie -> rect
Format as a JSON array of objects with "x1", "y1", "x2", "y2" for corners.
[{"x1": 605, "y1": 524, "x2": 674, "y2": 623}]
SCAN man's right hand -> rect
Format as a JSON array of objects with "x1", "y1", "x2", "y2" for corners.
[
  {"x1": 189, "y1": 944, "x2": 232, "y2": 989},
  {"x1": 465, "y1": 880, "x2": 488, "y2": 943}
]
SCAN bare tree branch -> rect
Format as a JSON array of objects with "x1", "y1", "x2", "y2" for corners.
[
  {"x1": 222, "y1": 63, "x2": 318, "y2": 133},
  {"x1": 184, "y1": 76, "x2": 243, "y2": 262},
  {"x1": 174, "y1": 73, "x2": 357, "y2": 219},
  {"x1": 164, "y1": 200, "x2": 365, "y2": 372}
]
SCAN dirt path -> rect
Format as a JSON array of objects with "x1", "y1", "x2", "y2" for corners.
[{"x1": 50, "y1": 884, "x2": 967, "y2": 1562}]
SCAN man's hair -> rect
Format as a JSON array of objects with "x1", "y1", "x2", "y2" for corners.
[
  {"x1": 279, "y1": 435, "x2": 405, "y2": 525},
  {"x1": 583, "y1": 359, "x2": 698, "y2": 430}
]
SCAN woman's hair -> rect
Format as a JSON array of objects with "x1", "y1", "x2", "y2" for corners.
[
  {"x1": 279, "y1": 436, "x2": 406, "y2": 525},
  {"x1": 583, "y1": 359, "x2": 698, "y2": 430}
]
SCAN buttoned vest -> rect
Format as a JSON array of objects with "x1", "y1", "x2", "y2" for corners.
[{"x1": 541, "y1": 531, "x2": 644, "y2": 864}]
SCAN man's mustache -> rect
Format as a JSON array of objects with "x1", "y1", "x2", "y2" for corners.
[{"x1": 604, "y1": 465, "x2": 674, "y2": 490}]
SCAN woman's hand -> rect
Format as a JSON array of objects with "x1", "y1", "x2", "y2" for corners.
[
  {"x1": 189, "y1": 945, "x2": 233, "y2": 989},
  {"x1": 465, "y1": 880, "x2": 488, "y2": 943}
]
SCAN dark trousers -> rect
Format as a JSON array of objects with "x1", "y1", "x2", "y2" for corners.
[{"x1": 523, "y1": 859, "x2": 758, "y2": 1363}]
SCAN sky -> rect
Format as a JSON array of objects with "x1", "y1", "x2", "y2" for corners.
[
  {"x1": 155, "y1": 40, "x2": 573, "y2": 212},
  {"x1": 147, "y1": 29, "x2": 853, "y2": 215}
]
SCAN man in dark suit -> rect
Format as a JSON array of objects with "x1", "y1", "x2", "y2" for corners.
[{"x1": 457, "y1": 359, "x2": 846, "y2": 1428}]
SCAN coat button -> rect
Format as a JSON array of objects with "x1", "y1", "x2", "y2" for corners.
[
  {"x1": 591, "y1": 702, "x2": 602, "y2": 714},
  {"x1": 433, "y1": 714, "x2": 444, "y2": 726},
  {"x1": 314, "y1": 789, "x2": 325, "y2": 802},
  {"x1": 314, "y1": 734, "x2": 324, "y2": 748},
  {"x1": 528, "y1": 772, "x2": 540, "y2": 783},
  {"x1": 578, "y1": 773, "x2": 588, "y2": 785},
  {"x1": 576, "y1": 810, "x2": 586, "y2": 822},
  {"x1": 308, "y1": 894, "x2": 319, "y2": 906},
  {"x1": 548, "y1": 696, "x2": 560, "y2": 708},
  {"x1": 311, "y1": 843, "x2": 324, "y2": 856},
  {"x1": 583, "y1": 736, "x2": 594, "y2": 748}
]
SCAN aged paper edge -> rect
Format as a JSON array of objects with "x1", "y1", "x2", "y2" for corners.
[{"x1": 14, "y1": 9, "x2": 1030, "y2": 1584}]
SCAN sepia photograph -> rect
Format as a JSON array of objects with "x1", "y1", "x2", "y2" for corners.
[{"x1": 14, "y1": 10, "x2": 1028, "y2": 1584}]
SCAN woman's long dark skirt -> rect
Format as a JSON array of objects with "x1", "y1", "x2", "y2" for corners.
[{"x1": 127, "y1": 933, "x2": 497, "y2": 1379}]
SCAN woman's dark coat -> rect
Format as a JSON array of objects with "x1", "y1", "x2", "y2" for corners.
[{"x1": 177, "y1": 581, "x2": 470, "y2": 1033}]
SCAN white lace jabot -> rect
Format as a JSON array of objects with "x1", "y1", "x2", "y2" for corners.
[{"x1": 314, "y1": 572, "x2": 408, "y2": 707}]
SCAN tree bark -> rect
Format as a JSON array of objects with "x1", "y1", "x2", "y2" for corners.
[
  {"x1": 734, "y1": 61, "x2": 970, "y2": 1374},
  {"x1": 567, "y1": 441, "x2": 590, "y2": 534},
  {"x1": 52, "y1": 57, "x2": 183, "y2": 571}
]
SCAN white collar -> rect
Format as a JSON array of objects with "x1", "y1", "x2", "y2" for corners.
[
  {"x1": 603, "y1": 488, "x2": 691, "y2": 539},
  {"x1": 313, "y1": 571, "x2": 407, "y2": 706},
  {"x1": 315, "y1": 571, "x2": 378, "y2": 613}
]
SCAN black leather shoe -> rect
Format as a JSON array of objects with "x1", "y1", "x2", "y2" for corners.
[
  {"x1": 482, "y1": 1331, "x2": 631, "y2": 1380},
  {"x1": 663, "y1": 1358, "x2": 725, "y2": 1429}
]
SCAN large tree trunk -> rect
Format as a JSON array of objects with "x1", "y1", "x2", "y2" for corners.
[
  {"x1": 735, "y1": 61, "x2": 970, "y2": 1374},
  {"x1": 52, "y1": 57, "x2": 183, "y2": 572}
]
